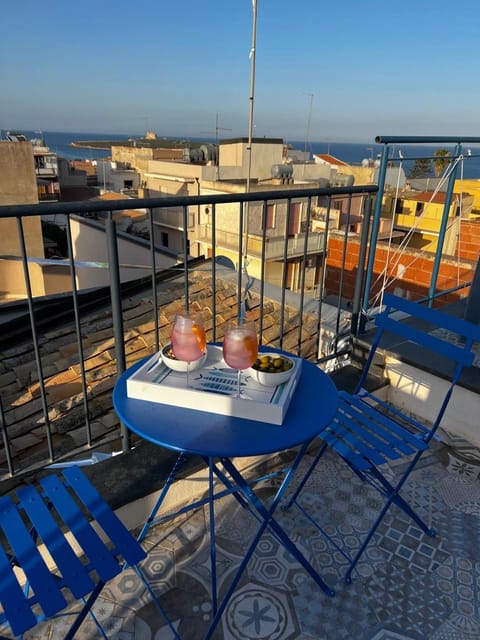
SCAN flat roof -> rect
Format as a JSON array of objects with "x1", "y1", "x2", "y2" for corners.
[{"x1": 220, "y1": 137, "x2": 284, "y2": 145}]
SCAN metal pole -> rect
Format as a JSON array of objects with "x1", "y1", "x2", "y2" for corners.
[
  {"x1": 303, "y1": 92, "x2": 314, "y2": 156},
  {"x1": 244, "y1": 0, "x2": 257, "y2": 260},
  {"x1": 428, "y1": 144, "x2": 461, "y2": 305},
  {"x1": 106, "y1": 218, "x2": 130, "y2": 452},
  {"x1": 362, "y1": 143, "x2": 389, "y2": 315}
]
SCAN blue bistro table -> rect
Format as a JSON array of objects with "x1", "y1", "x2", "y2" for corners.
[{"x1": 113, "y1": 348, "x2": 339, "y2": 639}]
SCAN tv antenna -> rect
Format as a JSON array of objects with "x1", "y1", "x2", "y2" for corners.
[
  {"x1": 201, "y1": 113, "x2": 232, "y2": 146},
  {"x1": 303, "y1": 92, "x2": 314, "y2": 156}
]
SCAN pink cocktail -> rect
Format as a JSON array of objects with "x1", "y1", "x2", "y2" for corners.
[
  {"x1": 223, "y1": 318, "x2": 258, "y2": 397},
  {"x1": 171, "y1": 315, "x2": 206, "y2": 363}
]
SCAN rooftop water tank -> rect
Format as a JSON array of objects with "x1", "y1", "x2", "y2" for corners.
[
  {"x1": 200, "y1": 144, "x2": 217, "y2": 163},
  {"x1": 318, "y1": 177, "x2": 330, "y2": 188},
  {"x1": 271, "y1": 164, "x2": 293, "y2": 179},
  {"x1": 331, "y1": 173, "x2": 354, "y2": 187},
  {"x1": 183, "y1": 145, "x2": 218, "y2": 164}
]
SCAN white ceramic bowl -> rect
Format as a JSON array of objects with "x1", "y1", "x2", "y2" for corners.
[
  {"x1": 161, "y1": 344, "x2": 207, "y2": 372},
  {"x1": 248, "y1": 353, "x2": 295, "y2": 387}
]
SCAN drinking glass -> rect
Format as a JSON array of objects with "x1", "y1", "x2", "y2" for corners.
[
  {"x1": 222, "y1": 318, "x2": 258, "y2": 397},
  {"x1": 170, "y1": 312, "x2": 206, "y2": 386}
]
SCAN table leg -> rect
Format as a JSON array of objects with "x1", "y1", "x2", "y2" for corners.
[
  {"x1": 136, "y1": 453, "x2": 188, "y2": 543},
  {"x1": 208, "y1": 457, "x2": 218, "y2": 615},
  {"x1": 204, "y1": 444, "x2": 335, "y2": 640}
]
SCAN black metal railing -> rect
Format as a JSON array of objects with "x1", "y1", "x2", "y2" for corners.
[
  {"x1": 0, "y1": 164, "x2": 477, "y2": 478},
  {"x1": 0, "y1": 185, "x2": 377, "y2": 477}
]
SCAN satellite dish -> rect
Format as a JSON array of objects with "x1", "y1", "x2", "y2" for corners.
[{"x1": 215, "y1": 255, "x2": 235, "y2": 270}]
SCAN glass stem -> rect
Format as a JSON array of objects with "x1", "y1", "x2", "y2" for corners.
[
  {"x1": 187, "y1": 361, "x2": 190, "y2": 388},
  {"x1": 237, "y1": 369, "x2": 241, "y2": 398}
]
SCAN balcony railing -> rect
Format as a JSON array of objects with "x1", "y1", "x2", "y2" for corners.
[
  {"x1": 1, "y1": 134, "x2": 479, "y2": 479},
  {"x1": 197, "y1": 223, "x2": 326, "y2": 259}
]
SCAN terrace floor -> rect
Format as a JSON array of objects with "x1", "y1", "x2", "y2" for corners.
[{"x1": 23, "y1": 430, "x2": 480, "y2": 640}]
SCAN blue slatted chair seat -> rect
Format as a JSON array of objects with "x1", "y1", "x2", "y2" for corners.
[
  {"x1": 0, "y1": 466, "x2": 148, "y2": 638},
  {"x1": 323, "y1": 391, "x2": 429, "y2": 472}
]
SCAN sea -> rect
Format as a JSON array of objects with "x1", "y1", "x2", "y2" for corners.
[{"x1": 6, "y1": 130, "x2": 480, "y2": 179}]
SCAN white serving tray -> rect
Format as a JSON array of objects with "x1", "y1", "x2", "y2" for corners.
[{"x1": 126, "y1": 345, "x2": 302, "y2": 425}]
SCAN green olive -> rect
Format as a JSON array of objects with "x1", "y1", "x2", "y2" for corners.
[{"x1": 252, "y1": 354, "x2": 293, "y2": 373}]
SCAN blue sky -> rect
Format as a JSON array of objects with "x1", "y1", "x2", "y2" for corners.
[{"x1": 2, "y1": 0, "x2": 479, "y2": 143}]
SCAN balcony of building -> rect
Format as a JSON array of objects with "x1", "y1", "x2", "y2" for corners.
[
  {"x1": 0, "y1": 135, "x2": 479, "y2": 639},
  {"x1": 196, "y1": 221, "x2": 326, "y2": 261}
]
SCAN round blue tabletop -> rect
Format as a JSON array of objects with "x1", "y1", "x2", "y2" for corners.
[{"x1": 113, "y1": 351, "x2": 338, "y2": 458}]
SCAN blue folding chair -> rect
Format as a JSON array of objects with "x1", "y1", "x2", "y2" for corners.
[
  {"x1": 0, "y1": 465, "x2": 180, "y2": 639},
  {"x1": 284, "y1": 292, "x2": 480, "y2": 583}
]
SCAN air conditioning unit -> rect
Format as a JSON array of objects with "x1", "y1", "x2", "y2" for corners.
[{"x1": 317, "y1": 302, "x2": 352, "y2": 371}]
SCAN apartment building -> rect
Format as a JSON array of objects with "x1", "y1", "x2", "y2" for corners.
[
  {"x1": 113, "y1": 137, "x2": 344, "y2": 293},
  {"x1": 0, "y1": 140, "x2": 46, "y2": 300}
]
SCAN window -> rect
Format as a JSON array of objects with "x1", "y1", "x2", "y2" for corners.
[
  {"x1": 263, "y1": 204, "x2": 275, "y2": 230},
  {"x1": 288, "y1": 203, "x2": 301, "y2": 236},
  {"x1": 123, "y1": 180, "x2": 133, "y2": 189},
  {"x1": 161, "y1": 232, "x2": 169, "y2": 247}
]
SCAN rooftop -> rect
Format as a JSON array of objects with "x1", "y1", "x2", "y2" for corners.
[{"x1": 314, "y1": 154, "x2": 349, "y2": 167}]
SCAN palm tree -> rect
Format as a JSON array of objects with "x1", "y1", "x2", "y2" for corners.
[{"x1": 433, "y1": 148, "x2": 451, "y2": 177}]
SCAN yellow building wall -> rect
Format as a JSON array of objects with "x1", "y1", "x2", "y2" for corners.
[
  {"x1": 395, "y1": 200, "x2": 450, "y2": 233},
  {"x1": 454, "y1": 179, "x2": 480, "y2": 217}
]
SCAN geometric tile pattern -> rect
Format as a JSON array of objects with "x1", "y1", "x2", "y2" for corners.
[
  {"x1": 376, "y1": 515, "x2": 450, "y2": 574},
  {"x1": 36, "y1": 439, "x2": 480, "y2": 640},
  {"x1": 364, "y1": 564, "x2": 451, "y2": 639},
  {"x1": 430, "y1": 614, "x2": 480, "y2": 640},
  {"x1": 433, "y1": 509, "x2": 480, "y2": 563},
  {"x1": 435, "y1": 555, "x2": 480, "y2": 620}
]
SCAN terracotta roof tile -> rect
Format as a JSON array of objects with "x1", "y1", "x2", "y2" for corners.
[{"x1": 314, "y1": 154, "x2": 348, "y2": 166}]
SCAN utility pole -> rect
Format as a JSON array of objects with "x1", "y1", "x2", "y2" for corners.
[
  {"x1": 303, "y1": 92, "x2": 314, "y2": 157},
  {"x1": 245, "y1": 0, "x2": 258, "y2": 260}
]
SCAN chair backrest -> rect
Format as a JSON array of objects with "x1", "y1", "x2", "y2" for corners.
[
  {"x1": 0, "y1": 466, "x2": 146, "y2": 637},
  {"x1": 357, "y1": 293, "x2": 480, "y2": 439}
]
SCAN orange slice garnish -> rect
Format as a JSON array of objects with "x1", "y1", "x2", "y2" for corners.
[
  {"x1": 192, "y1": 323, "x2": 207, "y2": 351},
  {"x1": 243, "y1": 334, "x2": 258, "y2": 361}
]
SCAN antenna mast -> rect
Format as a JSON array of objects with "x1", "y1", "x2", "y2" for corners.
[
  {"x1": 245, "y1": 0, "x2": 258, "y2": 260},
  {"x1": 303, "y1": 92, "x2": 314, "y2": 156}
]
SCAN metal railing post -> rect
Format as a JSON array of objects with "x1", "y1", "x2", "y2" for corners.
[
  {"x1": 106, "y1": 218, "x2": 130, "y2": 452},
  {"x1": 353, "y1": 195, "x2": 373, "y2": 334},
  {"x1": 362, "y1": 143, "x2": 390, "y2": 315},
  {"x1": 428, "y1": 143, "x2": 462, "y2": 305}
]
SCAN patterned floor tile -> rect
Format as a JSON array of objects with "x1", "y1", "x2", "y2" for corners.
[
  {"x1": 434, "y1": 474, "x2": 480, "y2": 515},
  {"x1": 293, "y1": 576, "x2": 377, "y2": 640},
  {"x1": 433, "y1": 508, "x2": 480, "y2": 562},
  {"x1": 26, "y1": 440, "x2": 480, "y2": 640},
  {"x1": 445, "y1": 450, "x2": 480, "y2": 481},
  {"x1": 368, "y1": 631, "x2": 417, "y2": 640},
  {"x1": 364, "y1": 564, "x2": 451, "y2": 639},
  {"x1": 377, "y1": 515, "x2": 449, "y2": 574},
  {"x1": 222, "y1": 580, "x2": 300, "y2": 640},
  {"x1": 429, "y1": 612, "x2": 480, "y2": 639},
  {"x1": 435, "y1": 555, "x2": 480, "y2": 620}
]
